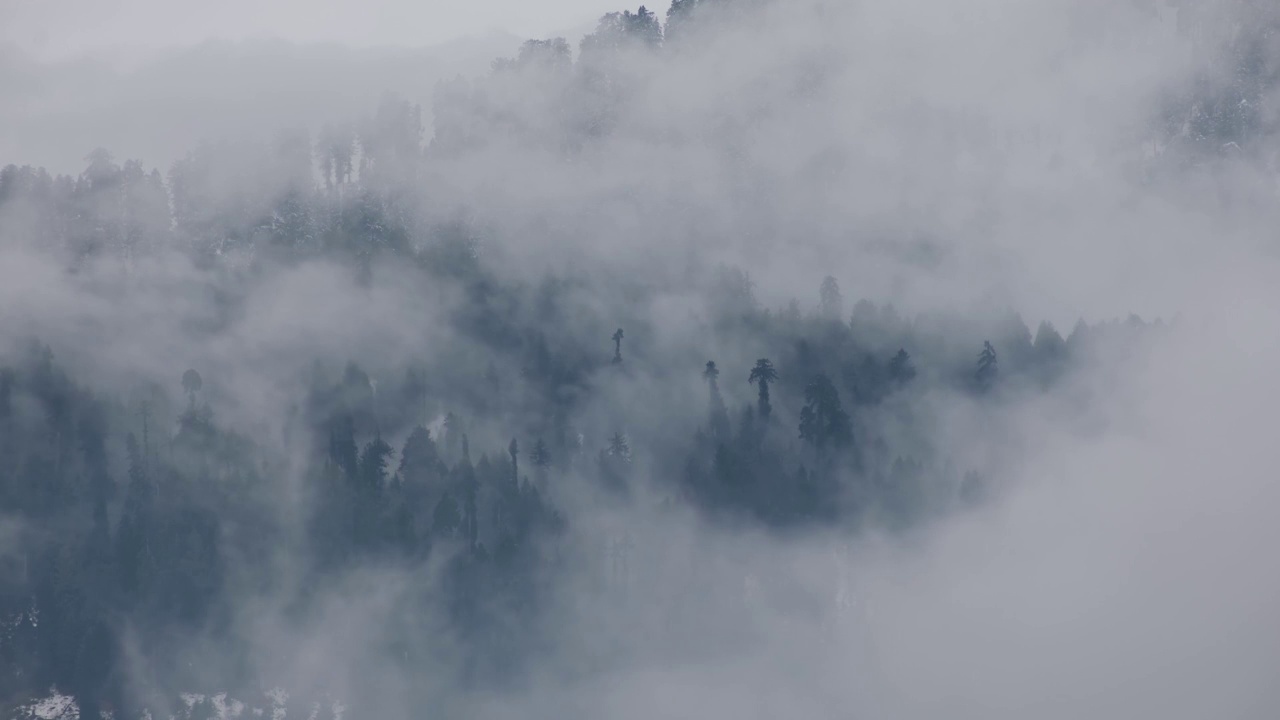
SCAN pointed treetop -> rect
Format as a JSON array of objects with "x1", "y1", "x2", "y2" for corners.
[
  {"x1": 531, "y1": 438, "x2": 551, "y2": 468},
  {"x1": 703, "y1": 360, "x2": 719, "y2": 380},
  {"x1": 976, "y1": 340, "x2": 998, "y2": 388},
  {"x1": 607, "y1": 431, "x2": 631, "y2": 460},
  {"x1": 749, "y1": 358, "x2": 778, "y2": 384},
  {"x1": 613, "y1": 328, "x2": 625, "y2": 363}
]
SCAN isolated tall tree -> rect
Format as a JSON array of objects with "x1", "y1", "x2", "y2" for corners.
[
  {"x1": 748, "y1": 358, "x2": 778, "y2": 419},
  {"x1": 976, "y1": 340, "x2": 998, "y2": 390},
  {"x1": 612, "y1": 328, "x2": 625, "y2": 363}
]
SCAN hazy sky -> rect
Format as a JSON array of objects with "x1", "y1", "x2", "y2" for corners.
[{"x1": 1, "y1": 0, "x2": 619, "y2": 59}]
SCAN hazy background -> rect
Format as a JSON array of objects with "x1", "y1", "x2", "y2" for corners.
[
  {"x1": 0, "y1": 0, "x2": 616, "y2": 173},
  {"x1": 0, "y1": 0, "x2": 618, "y2": 58}
]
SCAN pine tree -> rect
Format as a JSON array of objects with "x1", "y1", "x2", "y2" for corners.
[
  {"x1": 888, "y1": 349, "x2": 916, "y2": 386},
  {"x1": 748, "y1": 358, "x2": 779, "y2": 419},
  {"x1": 976, "y1": 341, "x2": 998, "y2": 390}
]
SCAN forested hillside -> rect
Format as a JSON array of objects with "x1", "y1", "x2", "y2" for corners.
[{"x1": 1, "y1": 1, "x2": 1276, "y2": 718}]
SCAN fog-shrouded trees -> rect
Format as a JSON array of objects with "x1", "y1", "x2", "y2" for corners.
[
  {"x1": 0, "y1": 0, "x2": 1186, "y2": 715},
  {"x1": 798, "y1": 373, "x2": 853, "y2": 454},
  {"x1": 976, "y1": 340, "x2": 998, "y2": 390},
  {"x1": 703, "y1": 360, "x2": 731, "y2": 437},
  {"x1": 748, "y1": 358, "x2": 778, "y2": 419}
]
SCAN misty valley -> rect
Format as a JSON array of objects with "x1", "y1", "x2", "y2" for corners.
[{"x1": 2, "y1": 1, "x2": 1279, "y2": 719}]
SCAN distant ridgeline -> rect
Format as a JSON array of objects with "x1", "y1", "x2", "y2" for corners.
[{"x1": 0, "y1": 0, "x2": 1235, "y2": 717}]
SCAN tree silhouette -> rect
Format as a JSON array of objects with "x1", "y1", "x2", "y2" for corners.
[
  {"x1": 976, "y1": 341, "x2": 998, "y2": 390},
  {"x1": 607, "y1": 431, "x2": 630, "y2": 460},
  {"x1": 599, "y1": 431, "x2": 632, "y2": 494},
  {"x1": 747, "y1": 358, "x2": 778, "y2": 419},
  {"x1": 612, "y1": 328, "x2": 625, "y2": 363},
  {"x1": 398, "y1": 425, "x2": 443, "y2": 486},
  {"x1": 888, "y1": 349, "x2": 916, "y2": 386}
]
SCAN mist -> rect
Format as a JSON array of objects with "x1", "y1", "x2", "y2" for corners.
[{"x1": 2, "y1": 1, "x2": 1279, "y2": 718}]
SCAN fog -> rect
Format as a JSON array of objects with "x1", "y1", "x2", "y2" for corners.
[
  {"x1": 0, "y1": 0, "x2": 615, "y2": 59},
  {"x1": 0, "y1": 37, "x2": 524, "y2": 174},
  {"x1": 2, "y1": 0, "x2": 1279, "y2": 718}
]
